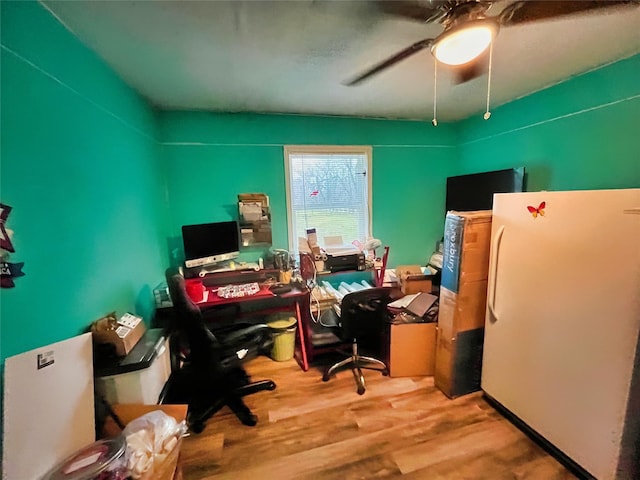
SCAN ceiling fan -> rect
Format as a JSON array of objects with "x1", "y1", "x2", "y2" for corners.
[{"x1": 346, "y1": 0, "x2": 639, "y2": 86}]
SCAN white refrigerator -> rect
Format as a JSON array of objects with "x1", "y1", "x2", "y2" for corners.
[{"x1": 481, "y1": 189, "x2": 640, "y2": 480}]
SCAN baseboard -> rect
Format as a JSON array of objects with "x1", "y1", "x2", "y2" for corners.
[{"x1": 483, "y1": 392, "x2": 595, "y2": 480}]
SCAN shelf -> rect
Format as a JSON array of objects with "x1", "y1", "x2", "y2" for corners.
[
  {"x1": 309, "y1": 319, "x2": 342, "y2": 347},
  {"x1": 238, "y1": 196, "x2": 272, "y2": 247}
]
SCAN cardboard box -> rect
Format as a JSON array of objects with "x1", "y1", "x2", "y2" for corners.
[
  {"x1": 92, "y1": 312, "x2": 146, "y2": 357},
  {"x1": 440, "y1": 210, "x2": 492, "y2": 294},
  {"x1": 435, "y1": 327, "x2": 485, "y2": 398},
  {"x1": 437, "y1": 282, "x2": 489, "y2": 340},
  {"x1": 101, "y1": 404, "x2": 187, "y2": 438},
  {"x1": 435, "y1": 210, "x2": 492, "y2": 398},
  {"x1": 388, "y1": 321, "x2": 436, "y2": 377},
  {"x1": 396, "y1": 265, "x2": 433, "y2": 295}
]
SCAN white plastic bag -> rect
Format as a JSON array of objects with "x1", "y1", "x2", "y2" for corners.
[{"x1": 122, "y1": 410, "x2": 187, "y2": 479}]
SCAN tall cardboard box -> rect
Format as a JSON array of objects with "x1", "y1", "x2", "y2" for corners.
[{"x1": 435, "y1": 210, "x2": 492, "y2": 398}]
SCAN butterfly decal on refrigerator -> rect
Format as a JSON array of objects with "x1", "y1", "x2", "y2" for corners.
[{"x1": 527, "y1": 201, "x2": 546, "y2": 219}]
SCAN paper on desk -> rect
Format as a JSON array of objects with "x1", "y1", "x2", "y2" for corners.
[
  {"x1": 384, "y1": 269, "x2": 398, "y2": 283},
  {"x1": 196, "y1": 290, "x2": 210, "y2": 303},
  {"x1": 298, "y1": 237, "x2": 312, "y2": 252},
  {"x1": 323, "y1": 235, "x2": 343, "y2": 247}
]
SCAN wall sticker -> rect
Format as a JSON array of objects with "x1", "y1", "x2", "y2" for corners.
[
  {"x1": 527, "y1": 201, "x2": 546, "y2": 219},
  {"x1": 1, "y1": 203, "x2": 25, "y2": 288}
]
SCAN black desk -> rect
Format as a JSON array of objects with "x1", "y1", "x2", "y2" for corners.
[
  {"x1": 154, "y1": 269, "x2": 392, "y2": 372},
  {"x1": 155, "y1": 271, "x2": 313, "y2": 371}
]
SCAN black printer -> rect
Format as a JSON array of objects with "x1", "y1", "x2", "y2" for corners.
[{"x1": 325, "y1": 252, "x2": 366, "y2": 272}]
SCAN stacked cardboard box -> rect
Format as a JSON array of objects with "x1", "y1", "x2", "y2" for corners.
[
  {"x1": 435, "y1": 210, "x2": 492, "y2": 398},
  {"x1": 395, "y1": 265, "x2": 434, "y2": 295}
]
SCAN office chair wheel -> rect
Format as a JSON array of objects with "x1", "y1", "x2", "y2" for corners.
[
  {"x1": 382, "y1": 368, "x2": 389, "y2": 376},
  {"x1": 189, "y1": 421, "x2": 206, "y2": 434},
  {"x1": 322, "y1": 372, "x2": 331, "y2": 382},
  {"x1": 239, "y1": 412, "x2": 258, "y2": 427},
  {"x1": 357, "y1": 385, "x2": 365, "y2": 395},
  {"x1": 266, "y1": 380, "x2": 277, "y2": 390}
]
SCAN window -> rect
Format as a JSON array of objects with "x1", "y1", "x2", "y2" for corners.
[{"x1": 284, "y1": 146, "x2": 372, "y2": 252}]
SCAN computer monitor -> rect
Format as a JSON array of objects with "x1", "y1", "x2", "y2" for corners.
[
  {"x1": 182, "y1": 221, "x2": 240, "y2": 268},
  {"x1": 445, "y1": 167, "x2": 525, "y2": 212}
]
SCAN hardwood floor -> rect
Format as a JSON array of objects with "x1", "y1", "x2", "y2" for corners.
[{"x1": 179, "y1": 356, "x2": 575, "y2": 479}]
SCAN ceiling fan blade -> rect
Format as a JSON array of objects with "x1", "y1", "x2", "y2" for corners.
[
  {"x1": 376, "y1": 0, "x2": 449, "y2": 23},
  {"x1": 344, "y1": 38, "x2": 433, "y2": 86},
  {"x1": 499, "y1": 0, "x2": 639, "y2": 26}
]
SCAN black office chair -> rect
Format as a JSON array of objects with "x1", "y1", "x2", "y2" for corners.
[
  {"x1": 160, "y1": 268, "x2": 276, "y2": 431},
  {"x1": 322, "y1": 287, "x2": 395, "y2": 395}
]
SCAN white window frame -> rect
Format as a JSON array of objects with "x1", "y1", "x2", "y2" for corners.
[{"x1": 284, "y1": 145, "x2": 373, "y2": 252}]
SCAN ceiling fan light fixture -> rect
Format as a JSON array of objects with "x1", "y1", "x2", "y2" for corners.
[{"x1": 432, "y1": 20, "x2": 499, "y2": 66}]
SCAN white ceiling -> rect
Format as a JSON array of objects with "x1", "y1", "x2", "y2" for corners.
[{"x1": 42, "y1": 0, "x2": 640, "y2": 122}]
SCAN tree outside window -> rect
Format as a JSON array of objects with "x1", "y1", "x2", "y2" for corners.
[{"x1": 284, "y1": 146, "x2": 372, "y2": 252}]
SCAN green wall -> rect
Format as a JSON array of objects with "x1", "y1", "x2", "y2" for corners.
[
  {"x1": 456, "y1": 54, "x2": 640, "y2": 190},
  {"x1": 1, "y1": 1, "x2": 638, "y2": 370},
  {"x1": 0, "y1": 1, "x2": 168, "y2": 362},
  {"x1": 159, "y1": 113, "x2": 459, "y2": 268}
]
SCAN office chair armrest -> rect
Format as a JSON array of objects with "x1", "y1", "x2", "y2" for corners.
[
  {"x1": 221, "y1": 324, "x2": 271, "y2": 345},
  {"x1": 217, "y1": 323, "x2": 273, "y2": 365}
]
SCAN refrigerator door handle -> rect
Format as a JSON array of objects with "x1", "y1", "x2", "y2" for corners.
[{"x1": 488, "y1": 225, "x2": 505, "y2": 321}]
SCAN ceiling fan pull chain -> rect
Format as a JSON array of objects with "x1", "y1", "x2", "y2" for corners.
[
  {"x1": 432, "y1": 56, "x2": 438, "y2": 127},
  {"x1": 484, "y1": 41, "x2": 494, "y2": 121}
]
